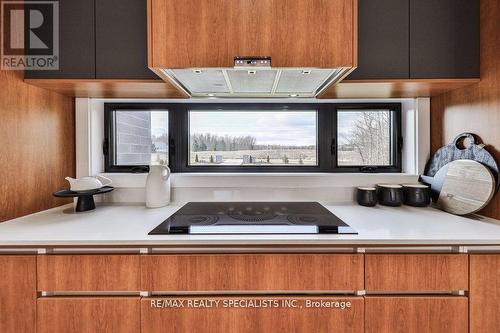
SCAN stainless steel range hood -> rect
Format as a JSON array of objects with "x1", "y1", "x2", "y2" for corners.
[{"x1": 157, "y1": 57, "x2": 351, "y2": 98}]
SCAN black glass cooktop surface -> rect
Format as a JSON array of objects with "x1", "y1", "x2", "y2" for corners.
[{"x1": 148, "y1": 202, "x2": 357, "y2": 235}]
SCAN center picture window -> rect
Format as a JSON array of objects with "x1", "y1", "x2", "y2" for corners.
[
  {"x1": 103, "y1": 102, "x2": 402, "y2": 173},
  {"x1": 188, "y1": 111, "x2": 318, "y2": 166}
]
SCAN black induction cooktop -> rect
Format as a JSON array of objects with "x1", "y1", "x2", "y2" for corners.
[{"x1": 148, "y1": 202, "x2": 357, "y2": 235}]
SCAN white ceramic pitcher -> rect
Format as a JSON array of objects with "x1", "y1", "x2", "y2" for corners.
[{"x1": 145, "y1": 165, "x2": 171, "y2": 208}]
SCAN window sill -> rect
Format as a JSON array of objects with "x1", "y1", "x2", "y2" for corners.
[{"x1": 100, "y1": 172, "x2": 419, "y2": 189}]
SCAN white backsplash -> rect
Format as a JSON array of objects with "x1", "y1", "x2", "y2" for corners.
[{"x1": 99, "y1": 173, "x2": 419, "y2": 204}]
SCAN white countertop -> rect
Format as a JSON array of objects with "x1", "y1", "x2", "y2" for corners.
[{"x1": 1, "y1": 203, "x2": 500, "y2": 247}]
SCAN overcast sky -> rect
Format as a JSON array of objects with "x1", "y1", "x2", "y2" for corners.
[{"x1": 189, "y1": 111, "x2": 317, "y2": 146}]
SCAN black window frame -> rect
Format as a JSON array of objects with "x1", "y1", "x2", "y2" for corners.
[
  {"x1": 333, "y1": 103, "x2": 402, "y2": 173},
  {"x1": 104, "y1": 102, "x2": 402, "y2": 173}
]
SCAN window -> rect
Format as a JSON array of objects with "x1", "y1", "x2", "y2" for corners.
[
  {"x1": 104, "y1": 108, "x2": 168, "y2": 172},
  {"x1": 334, "y1": 104, "x2": 401, "y2": 172},
  {"x1": 104, "y1": 103, "x2": 401, "y2": 173},
  {"x1": 189, "y1": 111, "x2": 318, "y2": 166}
]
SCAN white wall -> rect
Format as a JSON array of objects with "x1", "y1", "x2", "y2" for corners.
[{"x1": 75, "y1": 97, "x2": 429, "y2": 204}]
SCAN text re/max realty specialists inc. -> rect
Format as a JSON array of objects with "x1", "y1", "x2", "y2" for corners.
[{"x1": 150, "y1": 299, "x2": 353, "y2": 310}]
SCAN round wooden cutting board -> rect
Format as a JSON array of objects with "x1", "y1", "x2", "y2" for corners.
[{"x1": 437, "y1": 160, "x2": 496, "y2": 215}]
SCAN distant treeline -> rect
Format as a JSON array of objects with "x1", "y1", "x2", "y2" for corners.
[{"x1": 191, "y1": 133, "x2": 314, "y2": 152}]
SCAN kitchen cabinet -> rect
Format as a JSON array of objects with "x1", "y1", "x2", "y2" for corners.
[
  {"x1": 96, "y1": 0, "x2": 157, "y2": 79},
  {"x1": 346, "y1": 0, "x2": 479, "y2": 81},
  {"x1": 410, "y1": 0, "x2": 479, "y2": 79},
  {"x1": 141, "y1": 254, "x2": 364, "y2": 292},
  {"x1": 365, "y1": 254, "x2": 468, "y2": 292},
  {"x1": 365, "y1": 296, "x2": 468, "y2": 333},
  {"x1": 37, "y1": 297, "x2": 140, "y2": 333},
  {"x1": 470, "y1": 254, "x2": 500, "y2": 332},
  {"x1": 347, "y1": 0, "x2": 409, "y2": 80},
  {"x1": 148, "y1": 0, "x2": 357, "y2": 69},
  {"x1": 0, "y1": 256, "x2": 36, "y2": 333},
  {"x1": 24, "y1": 0, "x2": 95, "y2": 79},
  {"x1": 25, "y1": 0, "x2": 156, "y2": 80},
  {"x1": 37, "y1": 255, "x2": 140, "y2": 291},
  {"x1": 142, "y1": 296, "x2": 364, "y2": 333}
]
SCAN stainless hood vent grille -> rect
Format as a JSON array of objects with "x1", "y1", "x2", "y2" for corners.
[{"x1": 160, "y1": 67, "x2": 350, "y2": 98}]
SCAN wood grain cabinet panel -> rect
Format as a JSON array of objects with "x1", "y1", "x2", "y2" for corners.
[
  {"x1": 365, "y1": 254, "x2": 468, "y2": 291},
  {"x1": 37, "y1": 297, "x2": 140, "y2": 333},
  {"x1": 142, "y1": 296, "x2": 364, "y2": 333},
  {"x1": 37, "y1": 255, "x2": 140, "y2": 291},
  {"x1": 141, "y1": 254, "x2": 364, "y2": 291},
  {"x1": 0, "y1": 256, "x2": 36, "y2": 333},
  {"x1": 365, "y1": 296, "x2": 468, "y2": 333},
  {"x1": 470, "y1": 254, "x2": 500, "y2": 333},
  {"x1": 148, "y1": 0, "x2": 357, "y2": 68}
]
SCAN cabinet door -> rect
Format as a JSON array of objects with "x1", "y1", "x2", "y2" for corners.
[
  {"x1": 365, "y1": 254, "x2": 468, "y2": 292},
  {"x1": 37, "y1": 297, "x2": 140, "y2": 333},
  {"x1": 347, "y1": 0, "x2": 409, "y2": 80},
  {"x1": 37, "y1": 255, "x2": 140, "y2": 291},
  {"x1": 0, "y1": 256, "x2": 36, "y2": 333},
  {"x1": 96, "y1": 0, "x2": 157, "y2": 79},
  {"x1": 365, "y1": 296, "x2": 468, "y2": 333},
  {"x1": 142, "y1": 296, "x2": 364, "y2": 333},
  {"x1": 141, "y1": 254, "x2": 364, "y2": 292},
  {"x1": 470, "y1": 254, "x2": 500, "y2": 333},
  {"x1": 410, "y1": 0, "x2": 479, "y2": 79},
  {"x1": 25, "y1": 0, "x2": 95, "y2": 79},
  {"x1": 149, "y1": 0, "x2": 357, "y2": 68}
]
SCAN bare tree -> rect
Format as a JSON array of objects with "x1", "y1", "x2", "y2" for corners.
[{"x1": 341, "y1": 112, "x2": 390, "y2": 165}]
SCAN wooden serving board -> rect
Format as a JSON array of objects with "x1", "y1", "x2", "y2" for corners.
[{"x1": 420, "y1": 160, "x2": 496, "y2": 215}]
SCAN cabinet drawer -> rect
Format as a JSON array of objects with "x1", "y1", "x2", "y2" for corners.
[
  {"x1": 365, "y1": 254, "x2": 468, "y2": 291},
  {"x1": 141, "y1": 254, "x2": 363, "y2": 291},
  {"x1": 365, "y1": 296, "x2": 468, "y2": 333},
  {"x1": 37, "y1": 255, "x2": 140, "y2": 291},
  {"x1": 142, "y1": 296, "x2": 364, "y2": 333},
  {"x1": 37, "y1": 297, "x2": 140, "y2": 333}
]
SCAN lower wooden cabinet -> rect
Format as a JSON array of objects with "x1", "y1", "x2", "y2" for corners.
[
  {"x1": 0, "y1": 256, "x2": 36, "y2": 333},
  {"x1": 365, "y1": 296, "x2": 468, "y2": 333},
  {"x1": 141, "y1": 254, "x2": 364, "y2": 292},
  {"x1": 365, "y1": 254, "x2": 468, "y2": 292},
  {"x1": 141, "y1": 296, "x2": 364, "y2": 333},
  {"x1": 37, "y1": 297, "x2": 140, "y2": 333},
  {"x1": 470, "y1": 254, "x2": 500, "y2": 333}
]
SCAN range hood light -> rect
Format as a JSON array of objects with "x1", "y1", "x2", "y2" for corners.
[
  {"x1": 290, "y1": 94, "x2": 298, "y2": 97},
  {"x1": 193, "y1": 69, "x2": 203, "y2": 74},
  {"x1": 302, "y1": 70, "x2": 312, "y2": 75}
]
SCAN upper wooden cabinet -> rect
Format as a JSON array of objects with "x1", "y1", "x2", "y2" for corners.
[{"x1": 147, "y1": 0, "x2": 358, "y2": 69}]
